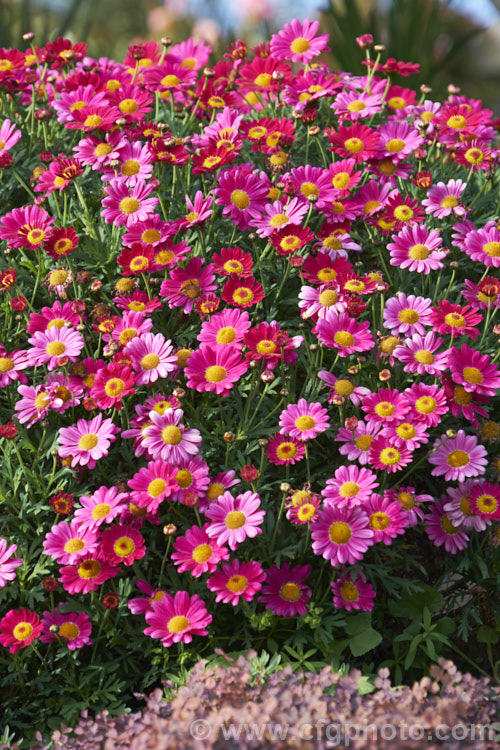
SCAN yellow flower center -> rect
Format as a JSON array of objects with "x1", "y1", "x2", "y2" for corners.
[
  {"x1": 445, "y1": 312, "x2": 465, "y2": 327},
  {"x1": 78, "y1": 433, "x2": 99, "y2": 450},
  {"x1": 233, "y1": 287, "x2": 253, "y2": 304},
  {"x1": 59, "y1": 622, "x2": 79, "y2": 640},
  {"x1": 205, "y1": 365, "x2": 227, "y2": 383},
  {"x1": 344, "y1": 137, "x2": 364, "y2": 153},
  {"x1": 385, "y1": 138, "x2": 405, "y2": 152},
  {"x1": 161, "y1": 425, "x2": 182, "y2": 445},
  {"x1": 206, "y1": 482, "x2": 224, "y2": 500},
  {"x1": 484, "y1": 241, "x2": 500, "y2": 257},
  {"x1": 414, "y1": 349, "x2": 434, "y2": 364},
  {"x1": 276, "y1": 442, "x2": 298, "y2": 459},
  {"x1": 396, "y1": 423, "x2": 416, "y2": 439},
  {"x1": 447, "y1": 449, "x2": 470, "y2": 467},
  {"x1": 192, "y1": 544, "x2": 213, "y2": 563},
  {"x1": 184, "y1": 211, "x2": 199, "y2": 224},
  {"x1": 121, "y1": 160, "x2": 140, "y2": 177},
  {"x1": 318, "y1": 289, "x2": 338, "y2": 307},
  {"x1": 347, "y1": 100, "x2": 366, "y2": 113},
  {"x1": 180, "y1": 278, "x2": 201, "y2": 299},
  {"x1": 223, "y1": 260, "x2": 243, "y2": 274},
  {"x1": 84, "y1": 115, "x2": 103, "y2": 128},
  {"x1": 462, "y1": 366, "x2": 483, "y2": 384},
  {"x1": 155, "y1": 250, "x2": 174, "y2": 265},
  {"x1": 380, "y1": 336, "x2": 399, "y2": 354},
  {"x1": 226, "y1": 574, "x2": 248, "y2": 592},
  {"x1": 459, "y1": 495, "x2": 474, "y2": 516},
  {"x1": 13, "y1": 622, "x2": 33, "y2": 640},
  {"x1": 481, "y1": 421, "x2": 500, "y2": 438},
  {"x1": 415, "y1": 396, "x2": 436, "y2": 414},
  {"x1": 394, "y1": 205, "x2": 414, "y2": 221},
  {"x1": 323, "y1": 236, "x2": 342, "y2": 250},
  {"x1": 161, "y1": 74, "x2": 180, "y2": 86},
  {"x1": 119, "y1": 197, "x2": 140, "y2": 215},
  {"x1": 355, "y1": 434, "x2": 373, "y2": 451},
  {"x1": 94, "y1": 142, "x2": 113, "y2": 157},
  {"x1": 129, "y1": 503, "x2": 147, "y2": 516},
  {"x1": 256, "y1": 339, "x2": 276, "y2": 354},
  {"x1": 465, "y1": 148, "x2": 484, "y2": 164},
  {"x1": 0, "y1": 357, "x2": 14, "y2": 373},
  {"x1": 388, "y1": 96, "x2": 406, "y2": 109},
  {"x1": 332, "y1": 172, "x2": 350, "y2": 189},
  {"x1": 91, "y1": 503, "x2": 111, "y2": 520},
  {"x1": 329, "y1": 521, "x2": 352, "y2": 544},
  {"x1": 49, "y1": 269, "x2": 69, "y2": 287},
  {"x1": 119, "y1": 98, "x2": 138, "y2": 113},
  {"x1": 295, "y1": 415, "x2": 315, "y2": 431},
  {"x1": 279, "y1": 582, "x2": 301, "y2": 601},
  {"x1": 167, "y1": 615, "x2": 189, "y2": 633},
  {"x1": 104, "y1": 378, "x2": 125, "y2": 397},
  {"x1": 374, "y1": 401, "x2": 395, "y2": 417},
  {"x1": 340, "y1": 582, "x2": 359, "y2": 601},
  {"x1": 290, "y1": 37, "x2": 311, "y2": 53},
  {"x1": 225, "y1": 510, "x2": 246, "y2": 529},
  {"x1": 176, "y1": 348, "x2": 192, "y2": 367},
  {"x1": 475, "y1": 494, "x2": 498, "y2": 514},
  {"x1": 300, "y1": 182, "x2": 319, "y2": 198},
  {"x1": 408, "y1": 244, "x2": 430, "y2": 260},
  {"x1": 378, "y1": 159, "x2": 396, "y2": 175},
  {"x1": 441, "y1": 195, "x2": 459, "y2": 209},
  {"x1": 370, "y1": 511, "x2": 390, "y2": 529},
  {"x1": 297, "y1": 503, "x2": 317, "y2": 521},
  {"x1": 379, "y1": 447, "x2": 401, "y2": 465},
  {"x1": 46, "y1": 341, "x2": 66, "y2": 356},
  {"x1": 344, "y1": 280, "x2": 365, "y2": 292},
  {"x1": 447, "y1": 115, "x2": 467, "y2": 129},
  {"x1": 269, "y1": 151, "x2": 287, "y2": 166},
  {"x1": 142, "y1": 228, "x2": 161, "y2": 244},
  {"x1": 317, "y1": 268, "x2": 336, "y2": 282},
  {"x1": 339, "y1": 481, "x2": 360, "y2": 498},
  {"x1": 64, "y1": 537, "x2": 85, "y2": 554},
  {"x1": 113, "y1": 537, "x2": 135, "y2": 556},
  {"x1": 269, "y1": 213, "x2": 290, "y2": 228},
  {"x1": 216, "y1": 327, "x2": 236, "y2": 344},
  {"x1": 397, "y1": 492, "x2": 414, "y2": 509},
  {"x1": 334, "y1": 330, "x2": 354, "y2": 346},
  {"x1": 363, "y1": 200, "x2": 380, "y2": 214},
  {"x1": 254, "y1": 73, "x2": 272, "y2": 87},
  {"x1": 441, "y1": 515, "x2": 459, "y2": 534},
  {"x1": 54, "y1": 238, "x2": 73, "y2": 254},
  {"x1": 47, "y1": 318, "x2": 67, "y2": 330},
  {"x1": 141, "y1": 353, "x2": 160, "y2": 370},
  {"x1": 78, "y1": 559, "x2": 102, "y2": 578},
  {"x1": 148, "y1": 478, "x2": 167, "y2": 497},
  {"x1": 119, "y1": 328, "x2": 137, "y2": 345},
  {"x1": 176, "y1": 469, "x2": 193, "y2": 489},
  {"x1": 334, "y1": 379, "x2": 354, "y2": 396}
]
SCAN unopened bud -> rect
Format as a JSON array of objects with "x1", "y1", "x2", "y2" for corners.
[
  {"x1": 379, "y1": 369, "x2": 391, "y2": 381},
  {"x1": 258, "y1": 438, "x2": 269, "y2": 447},
  {"x1": 224, "y1": 431, "x2": 236, "y2": 443},
  {"x1": 163, "y1": 524, "x2": 177, "y2": 536},
  {"x1": 280, "y1": 482, "x2": 291, "y2": 493},
  {"x1": 23, "y1": 31, "x2": 35, "y2": 41},
  {"x1": 374, "y1": 44, "x2": 385, "y2": 53},
  {"x1": 261, "y1": 370, "x2": 275, "y2": 383},
  {"x1": 172, "y1": 387, "x2": 185, "y2": 399}
]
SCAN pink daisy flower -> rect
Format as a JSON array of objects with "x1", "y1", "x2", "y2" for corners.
[
  {"x1": 160, "y1": 258, "x2": 217, "y2": 314},
  {"x1": 447, "y1": 344, "x2": 500, "y2": 397},
  {"x1": 73, "y1": 486, "x2": 129, "y2": 532},
  {"x1": 144, "y1": 591, "x2": 212, "y2": 646},
  {"x1": 73, "y1": 131, "x2": 126, "y2": 170},
  {"x1": 128, "y1": 459, "x2": 179, "y2": 513},
  {"x1": 207, "y1": 559, "x2": 265, "y2": 605},
  {"x1": 429, "y1": 430, "x2": 488, "y2": 483},
  {"x1": 43, "y1": 520, "x2": 98, "y2": 565},
  {"x1": 250, "y1": 198, "x2": 309, "y2": 239},
  {"x1": 383, "y1": 294, "x2": 432, "y2": 336},
  {"x1": 221, "y1": 275, "x2": 265, "y2": 309},
  {"x1": 41, "y1": 606, "x2": 92, "y2": 650},
  {"x1": 428, "y1": 300, "x2": 482, "y2": 340},
  {"x1": 387, "y1": 224, "x2": 447, "y2": 274},
  {"x1": 327, "y1": 123, "x2": 380, "y2": 163},
  {"x1": 442, "y1": 480, "x2": 490, "y2": 532},
  {"x1": 57, "y1": 414, "x2": 120, "y2": 469},
  {"x1": 140, "y1": 409, "x2": 202, "y2": 464},
  {"x1": 331, "y1": 90, "x2": 383, "y2": 121},
  {"x1": 462, "y1": 222, "x2": 500, "y2": 268},
  {"x1": 125, "y1": 332, "x2": 177, "y2": 385},
  {"x1": 0, "y1": 608, "x2": 42, "y2": 653},
  {"x1": 279, "y1": 399, "x2": 330, "y2": 441},
  {"x1": 59, "y1": 553, "x2": 118, "y2": 594},
  {"x1": 171, "y1": 456, "x2": 211, "y2": 505},
  {"x1": 404, "y1": 383, "x2": 449, "y2": 427},
  {"x1": 265, "y1": 433, "x2": 305, "y2": 466},
  {"x1": 377, "y1": 120, "x2": 424, "y2": 161},
  {"x1": 365, "y1": 495, "x2": 408, "y2": 544},
  {"x1": 331, "y1": 571, "x2": 375, "y2": 612},
  {"x1": 214, "y1": 166, "x2": 269, "y2": 231},
  {"x1": 270, "y1": 18, "x2": 329, "y2": 63},
  {"x1": 381, "y1": 418, "x2": 429, "y2": 451},
  {"x1": 0, "y1": 348, "x2": 29, "y2": 388},
  {"x1": 110, "y1": 310, "x2": 153, "y2": 347},
  {"x1": 422, "y1": 179, "x2": 467, "y2": 218},
  {"x1": 384, "y1": 487, "x2": 433, "y2": 528},
  {"x1": 322, "y1": 465, "x2": 379, "y2": 509},
  {"x1": 28, "y1": 326, "x2": 84, "y2": 370},
  {"x1": 121, "y1": 213, "x2": 176, "y2": 248},
  {"x1": 424, "y1": 498, "x2": 469, "y2": 554},
  {"x1": 26, "y1": 300, "x2": 81, "y2": 334},
  {"x1": 185, "y1": 345, "x2": 249, "y2": 397},
  {"x1": 197, "y1": 308, "x2": 251, "y2": 350},
  {"x1": 0, "y1": 119, "x2": 22, "y2": 156},
  {"x1": 298, "y1": 284, "x2": 345, "y2": 321},
  {"x1": 310, "y1": 505, "x2": 374, "y2": 566},
  {"x1": 361, "y1": 388, "x2": 410, "y2": 425},
  {"x1": 171, "y1": 524, "x2": 229, "y2": 577},
  {"x1": 0, "y1": 204, "x2": 55, "y2": 249},
  {"x1": 468, "y1": 481, "x2": 500, "y2": 521},
  {"x1": 0, "y1": 538, "x2": 22, "y2": 588},
  {"x1": 393, "y1": 332, "x2": 450, "y2": 376},
  {"x1": 91, "y1": 362, "x2": 135, "y2": 411},
  {"x1": 100, "y1": 141, "x2": 153, "y2": 186},
  {"x1": 315, "y1": 310, "x2": 375, "y2": 356},
  {"x1": 318, "y1": 371, "x2": 370, "y2": 407},
  {"x1": 462, "y1": 276, "x2": 500, "y2": 310},
  {"x1": 212, "y1": 246, "x2": 253, "y2": 278},
  {"x1": 14, "y1": 383, "x2": 62, "y2": 427},
  {"x1": 288, "y1": 165, "x2": 337, "y2": 206},
  {"x1": 287, "y1": 494, "x2": 321, "y2": 525},
  {"x1": 101, "y1": 178, "x2": 158, "y2": 227},
  {"x1": 335, "y1": 420, "x2": 383, "y2": 465},
  {"x1": 368, "y1": 437, "x2": 413, "y2": 473},
  {"x1": 204, "y1": 490, "x2": 265, "y2": 551},
  {"x1": 180, "y1": 190, "x2": 213, "y2": 229},
  {"x1": 101, "y1": 524, "x2": 146, "y2": 567},
  {"x1": 259, "y1": 562, "x2": 312, "y2": 617},
  {"x1": 127, "y1": 581, "x2": 169, "y2": 615},
  {"x1": 203, "y1": 470, "x2": 239, "y2": 508}
]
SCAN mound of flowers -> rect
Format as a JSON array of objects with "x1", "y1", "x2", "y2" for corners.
[{"x1": 0, "y1": 20, "x2": 499, "y2": 741}]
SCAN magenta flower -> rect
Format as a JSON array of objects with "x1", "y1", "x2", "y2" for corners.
[
  {"x1": 197, "y1": 308, "x2": 251, "y2": 350},
  {"x1": 0, "y1": 348, "x2": 29, "y2": 388},
  {"x1": 204, "y1": 491, "x2": 265, "y2": 550},
  {"x1": 365, "y1": 495, "x2": 408, "y2": 544},
  {"x1": 0, "y1": 204, "x2": 55, "y2": 249},
  {"x1": 0, "y1": 118, "x2": 22, "y2": 156},
  {"x1": 140, "y1": 408, "x2": 202, "y2": 464},
  {"x1": 468, "y1": 481, "x2": 500, "y2": 521},
  {"x1": 72, "y1": 486, "x2": 129, "y2": 532},
  {"x1": 127, "y1": 581, "x2": 169, "y2": 615},
  {"x1": 43, "y1": 520, "x2": 99, "y2": 565},
  {"x1": 361, "y1": 388, "x2": 410, "y2": 425},
  {"x1": 57, "y1": 414, "x2": 119, "y2": 469},
  {"x1": 448, "y1": 344, "x2": 500, "y2": 397},
  {"x1": 331, "y1": 571, "x2": 375, "y2": 612},
  {"x1": 259, "y1": 563, "x2": 312, "y2": 617},
  {"x1": 404, "y1": 382, "x2": 449, "y2": 427},
  {"x1": 101, "y1": 524, "x2": 146, "y2": 567},
  {"x1": 315, "y1": 310, "x2": 374, "y2": 356},
  {"x1": 41, "y1": 606, "x2": 92, "y2": 650},
  {"x1": 322, "y1": 465, "x2": 379, "y2": 509},
  {"x1": 429, "y1": 430, "x2": 488, "y2": 483},
  {"x1": 160, "y1": 257, "x2": 217, "y2": 314},
  {"x1": 171, "y1": 524, "x2": 229, "y2": 577},
  {"x1": 250, "y1": 198, "x2": 308, "y2": 238},
  {"x1": 387, "y1": 224, "x2": 447, "y2": 274},
  {"x1": 101, "y1": 178, "x2": 158, "y2": 227},
  {"x1": 59, "y1": 553, "x2": 118, "y2": 594},
  {"x1": 0, "y1": 538, "x2": 23, "y2": 589},
  {"x1": 311, "y1": 505, "x2": 374, "y2": 566},
  {"x1": 144, "y1": 591, "x2": 212, "y2": 646},
  {"x1": 279, "y1": 399, "x2": 330, "y2": 441},
  {"x1": 424, "y1": 498, "x2": 469, "y2": 554},
  {"x1": 462, "y1": 222, "x2": 500, "y2": 268},
  {"x1": 180, "y1": 190, "x2": 213, "y2": 228},
  {"x1": 185, "y1": 344, "x2": 249, "y2": 396},
  {"x1": 270, "y1": 18, "x2": 329, "y2": 63},
  {"x1": 335, "y1": 420, "x2": 383, "y2": 465},
  {"x1": 393, "y1": 332, "x2": 450, "y2": 376},
  {"x1": 125, "y1": 332, "x2": 177, "y2": 385},
  {"x1": 383, "y1": 294, "x2": 432, "y2": 336},
  {"x1": 207, "y1": 559, "x2": 265, "y2": 605},
  {"x1": 0, "y1": 608, "x2": 42, "y2": 653},
  {"x1": 377, "y1": 120, "x2": 424, "y2": 161},
  {"x1": 422, "y1": 179, "x2": 467, "y2": 218},
  {"x1": 368, "y1": 437, "x2": 414, "y2": 473},
  {"x1": 214, "y1": 166, "x2": 269, "y2": 231},
  {"x1": 128, "y1": 459, "x2": 179, "y2": 514}
]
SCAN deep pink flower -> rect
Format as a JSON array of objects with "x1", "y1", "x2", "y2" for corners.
[
  {"x1": 0, "y1": 608, "x2": 42, "y2": 653},
  {"x1": 41, "y1": 606, "x2": 92, "y2": 649},
  {"x1": 144, "y1": 591, "x2": 212, "y2": 646},
  {"x1": 171, "y1": 524, "x2": 229, "y2": 577},
  {"x1": 204, "y1": 491, "x2": 265, "y2": 550},
  {"x1": 429, "y1": 430, "x2": 488, "y2": 482},
  {"x1": 270, "y1": 18, "x2": 329, "y2": 63},
  {"x1": 101, "y1": 524, "x2": 146, "y2": 566},
  {"x1": 315, "y1": 310, "x2": 374, "y2": 356},
  {"x1": 279, "y1": 399, "x2": 330, "y2": 441},
  {"x1": 425, "y1": 498, "x2": 469, "y2": 554},
  {"x1": 259, "y1": 563, "x2": 312, "y2": 617},
  {"x1": 207, "y1": 559, "x2": 265, "y2": 605},
  {"x1": 128, "y1": 459, "x2": 179, "y2": 513},
  {"x1": 185, "y1": 345, "x2": 249, "y2": 396},
  {"x1": 331, "y1": 571, "x2": 375, "y2": 612},
  {"x1": 0, "y1": 538, "x2": 22, "y2": 588},
  {"x1": 365, "y1": 494, "x2": 408, "y2": 544},
  {"x1": 57, "y1": 414, "x2": 119, "y2": 469},
  {"x1": 311, "y1": 505, "x2": 374, "y2": 566},
  {"x1": 448, "y1": 344, "x2": 500, "y2": 397},
  {"x1": 322, "y1": 465, "x2": 379, "y2": 508}
]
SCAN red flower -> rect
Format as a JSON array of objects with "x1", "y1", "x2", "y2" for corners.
[{"x1": 117, "y1": 243, "x2": 155, "y2": 275}]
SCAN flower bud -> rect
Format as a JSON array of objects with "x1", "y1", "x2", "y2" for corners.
[
  {"x1": 224, "y1": 431, "x2": 236, "y2": 443},
  {"x1": 163, "y1": 524, "x2": 177, "y2": 536}
]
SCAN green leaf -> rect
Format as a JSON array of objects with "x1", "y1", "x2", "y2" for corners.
[{"x1": 348, "y1": 627, "x2": 382, "y2": 657}]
